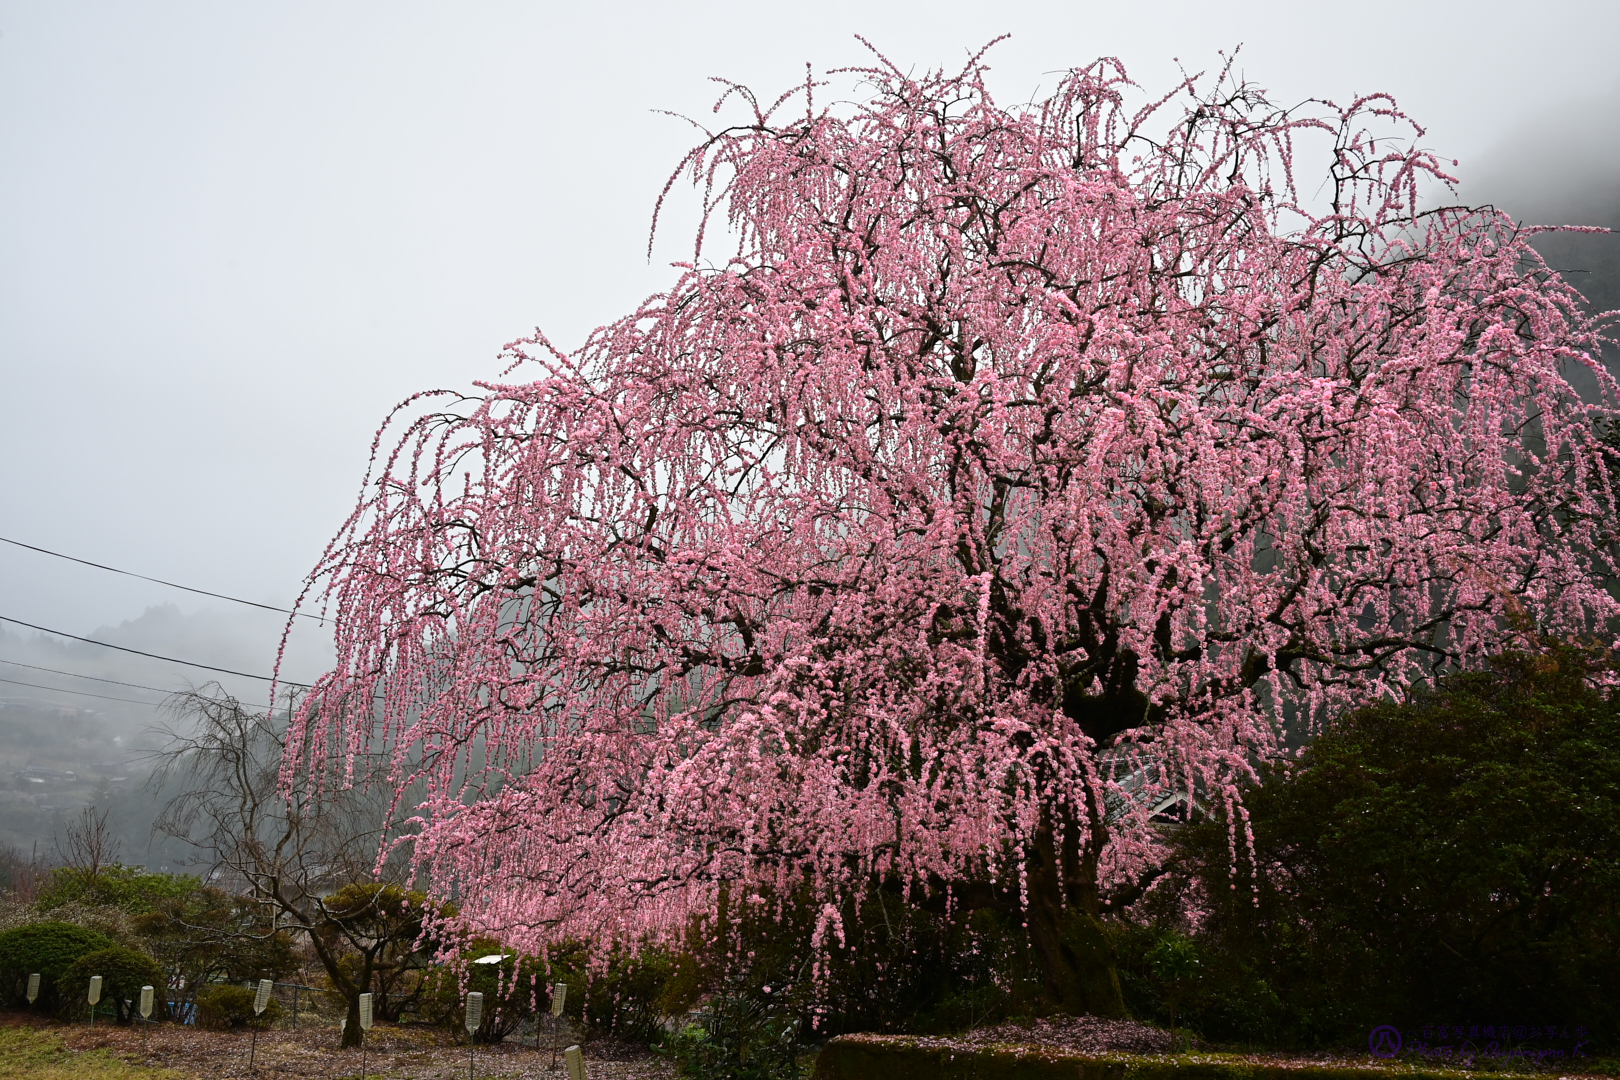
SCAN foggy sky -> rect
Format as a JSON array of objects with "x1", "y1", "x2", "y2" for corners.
[{"x1": 2, "y1": 1, "x2": 1618, "y2": 729}]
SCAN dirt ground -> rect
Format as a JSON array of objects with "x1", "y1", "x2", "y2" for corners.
[{"x1": 1, "y1": 1011, "x2": 678, "y2": 1080}]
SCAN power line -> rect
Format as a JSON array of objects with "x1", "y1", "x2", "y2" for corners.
[
  {"x1": 0, "y1": 658, "x2": 178, "y2": 695},
  {"x1": 0, "y1": 614, "x2": 310, "y2": 688},
  {"x1": 0, "y1": 659, "x2": 311, "y2": 713},
  {"x1": 0, "y1": 675, "x2": 167, "y2": 708},
  {"x1": 0, "y1": 534, "x2": 326, "y2": 622}
]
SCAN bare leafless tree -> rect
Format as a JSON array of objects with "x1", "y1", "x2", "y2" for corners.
[
  {"x1": 0, "y1": 842, "x2": 44, "y2": 903},
  {"x1": 147, "y1": 685, "x2": 429, "y2": 1046},
  {"x1": 56, "y1": 805, "x2": 121, "y2": 881}
]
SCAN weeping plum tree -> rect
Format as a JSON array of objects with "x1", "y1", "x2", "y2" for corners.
[{"x1": 285, "y1": 47, "x2": 1620, "y2": 1017}]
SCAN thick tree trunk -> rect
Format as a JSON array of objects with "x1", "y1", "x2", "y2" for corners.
[
  {"x1": 1022, "y1": 819, "x2": 1126, "y2": 1018},
  {"x1": 342, "y1": 993, "x2": 363, "y2": 1048}
]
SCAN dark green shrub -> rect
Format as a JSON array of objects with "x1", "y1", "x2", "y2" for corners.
[
  {"x1": 0, "y1": 921, "x2": 117, "y2": 1011},
  {"x1": 195, "y1": 982, "x2": 285, "y2": 1030},
  {"x1": 416, "y1": 939, "x2": 548, "y2": 1043},
  {"x1": 662, "y1": 982, "x2": 802, "y2": 1080},
  {"x1": 1108, "y1": 918, "x2": 1287, "y2": 1049},
  {"x1": 1135, "y1": 645, "x2": 1620, "y2": 1050},
  {"x1": 133, "y1": 884, "x2": 299, "y2": 993},
  {"x1": 664, "y1": 888, "x2": 1042, "y2": 1044},
  {"x1": 580, "y1": 945, "x2": 678, "y2": 1043},
  {"x1": 315, "y1": 880, "x2": 458, "y2": 1028},
  {"x1": 56, "y1": 946, "x2": 167, "y2": 1024},
  {"x1": 414, "y1": 938, "x2": 674, "y2": 1044},
  {"x1": 37, "y1": 866, "x2": 200, "y2": 915}
]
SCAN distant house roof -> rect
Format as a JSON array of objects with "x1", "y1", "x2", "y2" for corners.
[{"x1": 1098, "y1": 754, "x2": 1203, "y2": 825}]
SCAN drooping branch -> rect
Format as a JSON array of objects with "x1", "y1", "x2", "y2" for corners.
[{"x1": 282, "y1": 45, "x2": 1620, "y2": 1010}]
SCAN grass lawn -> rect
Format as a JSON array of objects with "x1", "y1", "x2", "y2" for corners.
[{"x1": 0, "y1": 1025, "x2": 186, "y2": 1080}]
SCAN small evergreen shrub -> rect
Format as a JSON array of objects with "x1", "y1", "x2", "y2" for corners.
[
  {"x1": 1127, "y1": 645, "x2": 1620, "y2": 1050},
  {"x1": 662, "y1": 988, "x2": 801, "y2": 1080},
  {"x1": 0, "y1": 921, "x2": 117, "y2": 1010},
  {"x1": 56, "y1": 946, "x2": 167, "y2": 1023},
  {"x1": 416, "y1": 940, "x2": 547, "y2": 1043},
  {"x1": 195, "y1": 982, "x2": 284, "y2": 1030}
]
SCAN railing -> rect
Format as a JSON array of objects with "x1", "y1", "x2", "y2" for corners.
[
  {"x1": 168, "y1": 979, "x2": 329, "y2": 1025},
  {"x1": 267, "y1": 981, "x2": 327, "y2": 1024}
]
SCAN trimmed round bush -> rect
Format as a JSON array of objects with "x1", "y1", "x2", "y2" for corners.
[
  {"x1": 0, "y1": 921, "x2": 116, "y2": 1010},
  {"x1": 196, "y1": 982, "x2": 284, "y2": 1030},
  {"x1": 57, "y1": 946, "x2": 167, "y2": 1023}
]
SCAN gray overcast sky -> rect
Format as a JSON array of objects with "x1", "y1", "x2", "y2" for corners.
[{"x1": 1, "y1": 0, "x2": 1618, "y2": 699}]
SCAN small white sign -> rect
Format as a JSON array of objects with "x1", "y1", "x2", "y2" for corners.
[
  {"x1": 358, "y1": 992, "x2": 374, "y2": 1031},
  {"x1": 139, "y1": 985, "x2": 154, "y2": 1019},
  {"x1": 551, "y1": 981, "x2": 567, "y2": 1018},
  {"x1": 26, "y1": 973, "x2": 39, "y2": 1004},
  {"x1": 87, "y1": 975, "x2": 102, "y2": 1005},
  {"x1": 471, "y1": 953, "x2": 504, "y2": 965},
  {"x1": 253, "y1": 979, "x2": 273, "y2": 1016},
  {"x1": 464, "y1": 990, "x2": 484, "y2": 1034},
  {"x1": 565, "y1": 1043, "x2": 587, "y2": 1080}
]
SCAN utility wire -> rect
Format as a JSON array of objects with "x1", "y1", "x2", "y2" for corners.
[
  {"x1": 0, "y1": 659, "x2": 305, "y2": 713},
  {"x1": 0, "y1": 675, "x2": 168, "y2": 708},
  {"x1": 0, "y1": 657, "x2": 176, "y2": 695},
  {"x1": 0, "y1": 534, "x2": 326, "y2": 622},
  {"x1": 0, "y1": 614, "x2": 310, "y2": 688}
]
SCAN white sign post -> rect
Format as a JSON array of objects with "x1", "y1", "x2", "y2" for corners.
[
  {"x1": 139, "y1": 985, "x2": 154, "y2": 1049},
  {"x1": 550, "y1": 982, "x2": 568, "y2": 1070},
  {"x1": 26, "y1": 973, "x2": 39, "y2": 1005},
  {"x1": 565, "y1": 1043, "x2": 587, "y2": 1080},
  {"x1": 358, "y1": 992, "x2": 374, "y2": 1079},
  {"x1": 249, "y1": 979, "x2": 273, "y2": 1068},
  {"x1": 465, "y1": 990, "x2": 484, "y2": 1080},
  {"x1": 87, "y1": 975, "x2": 102, "y2": 1029}
]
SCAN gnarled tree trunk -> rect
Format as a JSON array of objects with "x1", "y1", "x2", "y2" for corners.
[{"x1": 1022, "y1": 821, "x2": 1124, "y2": 1017}]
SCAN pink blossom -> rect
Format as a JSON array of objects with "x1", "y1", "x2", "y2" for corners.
[{"x1": 282, "y1": 48, "x2": 1619, "y2": 1005}]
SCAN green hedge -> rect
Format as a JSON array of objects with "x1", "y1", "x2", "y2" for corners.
[
  {"x1": 810, "y1": 1037, "x2": 1561, "y2": 1080},
  {"x1": 57, "y1": 946, "x2": 167, "y2": 1024},
  {"x1": 0, "y1": 921, "x2": 117, "y2": 1011},
  {"x1": 37, "y1": 866, "x2": 200, "y2": 915},
  {"x1": 195, "y1": 982, "x2": 284, "y2": 1030},
  {"x1": 1133, "y1": 646, "x2": 1620, "y2": 1049}
]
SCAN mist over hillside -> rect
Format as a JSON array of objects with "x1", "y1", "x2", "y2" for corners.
[
  {"x1": 1463, "y1": 83, "x2": 1620, "y2": 387},
  {"x1": 0, "y1": 602, "x2": 333, "y2": 870}
]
